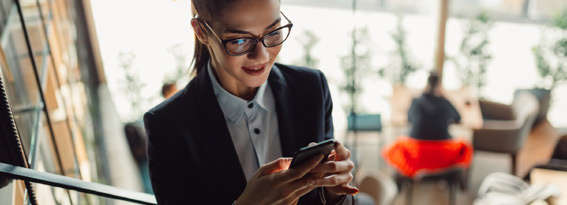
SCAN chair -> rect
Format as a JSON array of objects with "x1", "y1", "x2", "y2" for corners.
[
  {"x1": 357, "y1": 171, "x2": 397, "y2": 205},
  {"x1": 345, "y1": 113, "x2": 382, "y2": 173},
  {"x1": 359, "y1": 176, "x2": 382, "y2": 205},
  {"x1": 346, "y1": 113, "x2": 382, "y2": 148},
  {"x1": 472, "y1": 91, "x2": 539, "y2": 175},
  {"x1": 347, "y1": 113, "x2": 382, "y2": 132},
  {"x1": 395, "y1": 167, "x2": 467, "y2": 205}
]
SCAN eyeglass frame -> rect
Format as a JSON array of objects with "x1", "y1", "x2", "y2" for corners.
[{"x1": 195, "y1": 11, "x2": 294, "y2": 56}]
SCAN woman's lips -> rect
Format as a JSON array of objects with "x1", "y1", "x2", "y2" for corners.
[{"x1": 242, "y1": 64, "x2": 266, "y2": 76}]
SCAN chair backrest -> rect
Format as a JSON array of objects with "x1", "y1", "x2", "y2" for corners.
[
  {"x1": 358, "y1": 176, "x2": 382, "y2": 204},
  {"x1": 347, "y1": 113, "x2": 382, "y2": 132},
  {"x1": 511, "y1": 92, "x2": 539, "y2": 149},
  {"x1": 551, "y1": 134, "x2": 567, "y2": 160},
  {"x1": 479, "y1": 100, "x2": 516, "y2": 121}
]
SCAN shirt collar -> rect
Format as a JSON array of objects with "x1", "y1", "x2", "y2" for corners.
[{"x1": 207, "y1": 61, "x2": 273, "y2": 123}]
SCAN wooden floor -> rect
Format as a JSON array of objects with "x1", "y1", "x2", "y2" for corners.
[{"x1": 352, "y1": 120, "x2": 562, "y2": 205}]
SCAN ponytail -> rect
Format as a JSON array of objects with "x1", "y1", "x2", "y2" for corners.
[
  {"x1": 190, "y1": 0, "x2": 231, "y2": 76},
  {"x1": 191, "y1": 36, "x2": 210, "y2": 75}
]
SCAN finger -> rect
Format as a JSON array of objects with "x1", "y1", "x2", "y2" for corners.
[
  {"x1": 328, "y1": 150, "x2": 337, "y2": 161},
  {"x1": 316, "y1": 173, "x2": 354, "y2": 187},
  {"x1": 326, "y1": 185, "x2": 360, "y2": 195},
  {"x1": 257, "y1": 157, "x2": 292, "y2": 177},
  {"x1": 291, "y1": 198, "x2": 299, "y2": 205},
  {"x1": 310, "y1": 160, "x2": 354, "y2": 175},
  {"x1": 333, "y1": 141, "x2": 351, "y2": 161},
  {"x1": 281, "y1": 154, "x2": 324, "y2": 182}
]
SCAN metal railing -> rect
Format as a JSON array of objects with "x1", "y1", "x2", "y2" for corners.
[{"x1": 0, "y1": 162, "x2": 157, "y2": 204}]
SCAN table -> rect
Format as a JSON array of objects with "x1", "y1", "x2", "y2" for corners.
[{"x1": 530, "y1": 168, "x2": 567, "y2": 205}]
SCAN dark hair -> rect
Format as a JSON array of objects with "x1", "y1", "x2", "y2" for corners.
[
  {"x1": 426, "y1": 71, "x2": 440, "y2": 94},
  {"x1": 190, "y1": 0, "x2": 232, "y2": 75}
]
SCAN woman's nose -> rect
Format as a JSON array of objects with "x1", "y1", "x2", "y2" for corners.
[{"x1": 247, "y1": 41, "x2": 270, "y2": 62}]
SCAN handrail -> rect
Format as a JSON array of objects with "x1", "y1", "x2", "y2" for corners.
[{"x1": 0, "y1": 162, "x2": 157, "y2": 205}]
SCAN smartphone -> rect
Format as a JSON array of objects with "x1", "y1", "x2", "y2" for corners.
[{"x1": 290, "y1": 139, "x2": 337, "y2": 168}]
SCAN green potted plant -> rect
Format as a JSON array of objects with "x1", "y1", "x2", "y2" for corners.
[
  {"x1": 118, "y1": 51, "x2": 146, "y2": 122},
  {"x1": 446, "y1": 12, "x2": 493, "y2": 97},
  {"x1": 293, "y1": 30, "x2": 320, "y2": 68},
  {"x1": 378, "y1": 16, "x2": 421, "y2": 125},
  {"x1": 340, "y1": 27, "x2": 372, "y2": 115},
  {"x1": 164, "y1": 43, "x2": 190, "y2": 87},
  {"x1": 339, "y1": 26, "x2": 375, "y2": 166},
  {"x1": 528, "y1": 9, "x2": 567, "y2": 122},
  {"x1": 378, "y1": 16, "x2": 420, "y2": 86}
]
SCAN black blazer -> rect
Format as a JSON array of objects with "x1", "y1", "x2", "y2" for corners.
[{"x1": 143, "y1": 63, "x2": 335, "y2": 204}]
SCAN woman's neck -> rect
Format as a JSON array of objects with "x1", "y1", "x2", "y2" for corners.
[{"x1": 211, "y1": 61, "x2": 258, "y2": 101}]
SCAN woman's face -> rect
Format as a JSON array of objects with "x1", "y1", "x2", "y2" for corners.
[{"x1": 204, "y1": 0, "x2": 283, "y2": 90}]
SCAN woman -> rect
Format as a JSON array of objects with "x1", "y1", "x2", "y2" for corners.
[
  {"x1": 382, "y1": 72, "x2": 472, "y2": 178},
  {"x1": 143, "y1": 0, "x2": 358, "y2": 204}
]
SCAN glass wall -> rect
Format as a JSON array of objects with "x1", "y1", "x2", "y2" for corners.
[{"x1": 0, "y1": 0, "x2": 109, "y2": 204}]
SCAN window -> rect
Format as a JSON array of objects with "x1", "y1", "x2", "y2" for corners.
[{"x1": 0, "y1": 0, "x2": 155, "y2": 204}]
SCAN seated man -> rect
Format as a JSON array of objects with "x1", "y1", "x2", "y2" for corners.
[
  {"x1": 383, "y1": 72, "x2": 473, "y2": 177},
  {"x1": 408, "y1": 72, "x2": 460, "y2": 140}
]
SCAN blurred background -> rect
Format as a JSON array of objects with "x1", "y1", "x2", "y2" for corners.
[{"x1": 0, "y1": 0, "x2": 566, "y2": 204}]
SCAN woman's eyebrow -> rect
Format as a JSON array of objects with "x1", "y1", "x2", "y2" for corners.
[
  {"x1": 224, "y1": 18, "x2": 282, "y2": 34},
  {"x1": 264, "y1": 18, "x2": 281, "y2": 29}
]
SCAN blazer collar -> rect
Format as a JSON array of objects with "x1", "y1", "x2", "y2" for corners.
[
  {"x1": 268, "y1": 64, "x2": 297, "y2": 157},
  {"x1": 194, "y1": 63, "x2": 298, "y2": 157},
  {"x1": 185, "y1": 63, "x2": 298, "y2": 196},
  {"x1": 206, "y1": 62, "x2": 273, "y2": 123}
]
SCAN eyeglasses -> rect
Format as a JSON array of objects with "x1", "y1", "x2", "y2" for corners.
[{"x1": 197, "y1": 11, "x2": 293, "y2": 56}]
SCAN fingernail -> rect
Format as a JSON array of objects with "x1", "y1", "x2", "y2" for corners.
[{"x1": 349, "y1": 187, "x2": 359, "y2": 194}]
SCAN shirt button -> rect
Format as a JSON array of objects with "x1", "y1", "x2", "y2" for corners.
[
  {"x1": 248, "y1": 103, "x2": 254, "y2": 109},
  {"x1": 254, "y1": 128, "x2": 260, "y2": 134}
]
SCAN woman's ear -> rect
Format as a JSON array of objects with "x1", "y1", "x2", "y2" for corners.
[{"x1": 191, "y1": 18, "x2": 209, "y2": 45}]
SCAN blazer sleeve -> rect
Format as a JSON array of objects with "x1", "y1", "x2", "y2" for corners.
[
  {"x1": 144, "y1": 111, "x2": 201, "y2": 204},
  {"x1": 319, "y1": 71, "x2": 334, "y2": 141}
]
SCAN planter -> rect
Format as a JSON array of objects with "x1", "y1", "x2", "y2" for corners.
[{"x1": 515, "y1": 88, "x2": 551, "y2": 124}]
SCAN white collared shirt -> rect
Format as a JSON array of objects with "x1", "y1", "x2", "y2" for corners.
[{"x1": 207, "y1": 62, "x2": 282, "y2": 181}]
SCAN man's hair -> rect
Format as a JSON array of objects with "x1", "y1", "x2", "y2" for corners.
[
  {"x1": 161, "y1": 82, "x2": 176, "y2": 98},
  {"x1": 426, "y1": 72, "x2": 440, "y2": 94}
]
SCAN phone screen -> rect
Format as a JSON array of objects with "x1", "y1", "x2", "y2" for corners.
[{"x1": 290, "y1": 139, "x2": 336, "y2": 168}]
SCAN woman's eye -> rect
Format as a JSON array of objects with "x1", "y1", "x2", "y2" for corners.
[
  {"x1": 266, "y1": 30, "x2": 281, "y2": 37},
  {"x1": 229, "y1": 39, "x2": 248, "y2": 45}
]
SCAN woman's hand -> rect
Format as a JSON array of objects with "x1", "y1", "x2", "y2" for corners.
[
  {"x1": 310, "y1": 141, "x2": 359, "y2": 202},
  {"x1": 235, "y1": 155, "x2": 325, "y2": 205}
]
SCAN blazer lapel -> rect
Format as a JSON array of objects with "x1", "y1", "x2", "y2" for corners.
[
  {"x1": 189, "y1": 67, "x2": 247, "y2": 198},
  {"x1": 268, "y1": 65, "x2": 299, "y2": 157}
]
